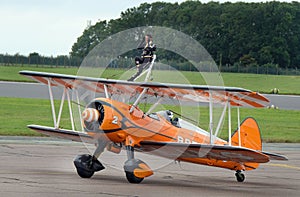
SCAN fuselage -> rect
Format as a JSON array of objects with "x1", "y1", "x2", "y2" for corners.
[
  {"x1": 83, "y1": 98, "x2": 254, "y2": 171},
  {"x1": 84, "y1": 98, "x2": 227, "y2": 146}
]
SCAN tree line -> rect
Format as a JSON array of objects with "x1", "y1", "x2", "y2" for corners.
[
  {"x1": 71, "y1": 1, "x2": 300, "y2": 70},
  {"x1": 0, "y1": 52, "x2": 81, "y2": 67}
]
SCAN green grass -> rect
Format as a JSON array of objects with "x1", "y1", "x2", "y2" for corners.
[
  {"x1": 0, "y1": 65, "x2": 78, "y2": 82},
  {"x1": 221, "y1": 73, "x2": 300, "y2": 95},
  {"x1": 0, "y1": 97, "x2": 71, "y2": 136},
  {"x1": 1, "y1": 97, "x2": 299, "y2": 142},
  {"x1": 1, "y1": 65, "x2": 300, "y2": 94}
]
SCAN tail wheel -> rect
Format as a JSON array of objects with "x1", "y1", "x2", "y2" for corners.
[{"x1": 125, "y1": 171, "x2": 144, "y2": 184}]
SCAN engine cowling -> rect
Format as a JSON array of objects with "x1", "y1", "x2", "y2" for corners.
[{"x1": 82, "y1": 100, "x2": 105, "y2": 132}]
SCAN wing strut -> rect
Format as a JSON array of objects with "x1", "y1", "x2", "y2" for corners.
[
  {"x1": 46, "y1": 79, "x2": 77, "y2": 131},
  {"x1": 146, "y1": 96, "x2": 163, "y2": 115},
  {"x1": 209, "y1": 91, "x2": 214, "y2": 144},
  {"x1": 103, "y1": 84, "x2": 110, "y2": 98},
  {"x1": 48, "y1": 79, "x2": 57, "y2": 128},
  {"x1": 214, "y1": 102, "x2": 227, "y2": 137},
  {"x1": 228, "y1": 99, "x2": 232, "y2": 146},
  {"x1": 237, "y1": 107, "x2": 241, "y2": 147},
  {"x1": 75, "y1": 90, "x2": 84, "y2": 131},
  {"x1": 66, "y1": 87, "x2": 75, "y2": 131},
  {"x1": 130, "y1": 88, "x2": 148, "y2": 113},
  {"x1": 56, "y1": 86, "x2": 66, "y2": 128}
]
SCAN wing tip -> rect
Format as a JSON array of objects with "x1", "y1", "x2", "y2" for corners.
[{"x1": 262, "y1": 151, "x2": 288, "y2": 161}]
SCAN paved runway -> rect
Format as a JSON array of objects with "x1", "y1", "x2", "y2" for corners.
[{"x1": 0, "y1": 137, "x2": 299, "y2": 197}]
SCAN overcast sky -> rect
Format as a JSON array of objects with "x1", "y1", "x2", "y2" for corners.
[{"x1": 0, "y1": 0, "x2": 295, "y2": 56}]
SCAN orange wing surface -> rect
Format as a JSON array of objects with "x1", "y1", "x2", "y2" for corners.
[
  {"x1": 19, "y1": 70, "x2": 269, "y2": 108},
  {"x1": 138, "y1": 141, "x2": 269, "y2": 163}
]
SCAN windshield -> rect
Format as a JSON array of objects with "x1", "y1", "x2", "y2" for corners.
[{"x1": 177, "y1": 118, "x2": 209, "y2": 136}]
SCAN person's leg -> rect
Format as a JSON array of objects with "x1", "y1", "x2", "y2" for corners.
[{"x1": 128, "y1": 57, "x2": 144, "y2": 81}]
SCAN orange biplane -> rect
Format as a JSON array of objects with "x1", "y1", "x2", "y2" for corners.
[{"x1": 19, "y1": 62, "x2": 287, "y2": 183}]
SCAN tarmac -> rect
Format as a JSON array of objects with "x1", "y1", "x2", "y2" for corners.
[{"x1": 0, "y1": 137, "x2": 299, "y2": 197}]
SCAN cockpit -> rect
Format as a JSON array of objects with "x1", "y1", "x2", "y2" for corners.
[{"x1": 149, "y1": 110, "x2": 209, "y2": 136}]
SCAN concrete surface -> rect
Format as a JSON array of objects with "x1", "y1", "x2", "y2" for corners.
[{"x1": 0, "y1": 137, "x2": 299, "y2": 197}]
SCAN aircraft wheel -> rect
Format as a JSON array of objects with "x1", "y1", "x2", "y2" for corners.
[
  {"x1": 73, "y1": 154, "x2": 105, "y2": 179},
  {"x1": 125, "y1": 171, "x2": 144, "y2": 184},
  {"x1": 124, "y1": 159, "x2": 153, "y2": 184},
  {"x1": 76, "y1": 167, "x2": 95, "y2": 178},
  {"x1": 235, "y1": 171, "x2": 245, "y2": 182}
]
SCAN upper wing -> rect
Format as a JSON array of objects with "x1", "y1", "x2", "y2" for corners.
[
  {"x1": 138, "y1": 141, "x2": 287, "y2": 163},
  {"x1": 20, "y1": 70, "x2": 269, "y2": 108}
]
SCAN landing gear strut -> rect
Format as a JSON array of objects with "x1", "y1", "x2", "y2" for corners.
[
  {"x1": 235, "y1": 170, "x2": 245, "y2": 182},
  {"x1": 74, "y1": 140, "x2": 107, "y2": 178},
  {"x1": 123, "y1": 145, "x2": 153, "y2": 184}
]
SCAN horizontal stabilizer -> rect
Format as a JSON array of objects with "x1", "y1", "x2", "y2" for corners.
[
  {"x1": 28, "y1": 125, "x2": 94, "y2": 143},
  {"x1": 262, "y1": 151, "x2": 288, "y2": 161},
  {"x1": 138, "y1": 141, "x2": 270, "y2": 163}
]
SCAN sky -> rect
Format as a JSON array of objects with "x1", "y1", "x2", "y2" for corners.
[{"x1": 0, "y1": 0, "x2": 296, "y2": 56}]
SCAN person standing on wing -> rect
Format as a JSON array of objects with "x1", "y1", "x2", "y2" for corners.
[{"x1": 128, "y1": 34, "x2": 156, "y2": 81}]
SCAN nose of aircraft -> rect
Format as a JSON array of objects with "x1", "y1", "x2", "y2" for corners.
[{"x1": 82, "y1": 108, "x2": 100, "y2": 122}]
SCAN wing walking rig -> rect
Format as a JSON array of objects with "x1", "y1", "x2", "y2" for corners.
[{"x1": 19, "y1": 68, "x2": 287, "y2": 184}]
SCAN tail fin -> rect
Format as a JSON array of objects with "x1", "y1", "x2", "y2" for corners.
[
  {"x1": 231, "y1": 117, "x2": 262, "y2": 151},
  {"x1": 231, "y1": 117, "x2": 263, "y2": 171}
]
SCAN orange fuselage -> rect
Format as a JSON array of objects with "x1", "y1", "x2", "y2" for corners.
[{"x1": 85, "y1": 98, "x2": 256, "y2": 171}]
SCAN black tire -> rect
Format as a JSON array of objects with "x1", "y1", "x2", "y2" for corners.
[
  {"x1": 235, "y1": 172, "x2": 245, "y2": 182},
  {"x1": 76, "y1": 167, "x2": 94, "y2": 178},
  {"x1": 125, "y1": 171, "x2": 144, "y2": 184}
]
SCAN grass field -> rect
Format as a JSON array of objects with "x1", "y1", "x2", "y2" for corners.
[
  {"x1": 0, "y1": 97, "x2": 71, "y2": 136},
  {"x1": 1, "y1": 65, "x2": 300, "y2": 94},
  {"x1": 1, "y1": 97, "x2": 299, "y2": 142}
]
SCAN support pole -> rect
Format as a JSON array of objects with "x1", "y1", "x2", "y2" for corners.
[
  {"x1": 209, "y1": 91, "x2": 214, "y2": 144},
  {"x1": 126, "y1": 146, "x2": 135, "y2": 160},
  {"x1": 146, "y1": 97, "x2": 163, "y2": 115},
  {"x1": 47, "y1": 79, "x2": 57, "y2": 128},
  {"x1": 56, "y1": 87, "x2": 66, "y2": 129},
  {"x1": 214, "y1": 102, "x2": 227, "y2": 137},
  {"x1": 130, "y1": 88, "x2": 148, "y2": 113},
  {"x1": 237, "y1": 107, "x2": 241, "y2": 147},
  {"x1": 228, "y1": 100, "x2": 232, "y2": 146},
  {"x1": 103, "y1": 84, "x2": 109, "y2": 99},
  {"x1": 75, "y1": 89, "x2": 84, "y2": 131},
  {"x1": 66, "y1": 88, "x2": 75, "y2": 131},
  {"x1": 145, "y1": 55, "x2": 156, "y2": 82}
]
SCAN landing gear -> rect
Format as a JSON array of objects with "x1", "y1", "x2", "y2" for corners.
[
  {"x1": 74, "y1": 140, "x2": 107, "y2": 179},
  {"x1": 123, "y1": 145, "x2": 153, "y2": 184},
  {"x1": 124, "y1": 159, "x2": 145, "y2": 183},
  {"x1": 74, "y1": 154, "x2": 104, "y2": 178},
  {"x1": 235, "y1": 170, "x2": 245, "y2": 182}
]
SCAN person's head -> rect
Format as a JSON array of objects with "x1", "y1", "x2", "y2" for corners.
[{"x1": 145, "y1": 34, "x2": 152, "y2": 42}]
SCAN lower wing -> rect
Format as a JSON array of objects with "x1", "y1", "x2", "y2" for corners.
[
  {"x1": 28, "y1": 125, "x2": 95, "y2": 144},
  {"x1": 138, "y1": 141, "x2": 287, "y2": 163},
  {"x1": 27, "y1": 125, "x2": 287, "y2": 162}
]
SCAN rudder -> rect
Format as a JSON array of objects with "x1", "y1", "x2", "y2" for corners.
[
  {"x1": 231, "y1": 117, "x2": 262, "y2": 171},
  {"x1": 231, "y1": 117, "x2": 262, "y2": 151}
]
